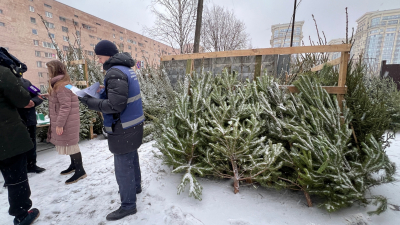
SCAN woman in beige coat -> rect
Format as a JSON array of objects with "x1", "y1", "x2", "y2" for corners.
[{"x1": 46, "y1": 60, "x2": 86, "y2": 184}]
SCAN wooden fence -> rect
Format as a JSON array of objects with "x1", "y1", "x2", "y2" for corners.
[{"x1": 161, "y1": 44, "x2": 351, "y2": 110}]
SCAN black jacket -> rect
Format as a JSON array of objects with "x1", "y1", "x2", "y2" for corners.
[
  {"x1": 17, "y1": 78, "x2": 43, "y2": 126},
  {"x1": 0, "y1": 66, "x2": 34, "y2": 160},
  {"x1": 84, "y1": 53, "x2": 143, "y2": 154}
]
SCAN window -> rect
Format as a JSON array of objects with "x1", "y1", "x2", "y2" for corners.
[
  {"x1": 45, "y1": 22, "x2": 55, "y2": 29},
  {"x1": 44, "y1": 4, "x2": 52, "y2": 9},
  {"x1": 33, "y1": 40, "x2": 39, "y2": 46},
  {"x1": 62, "y1": 26, "x2": 68, "y2": 32},
  {"x1": 113, "y1": 41, "x2": 116, "y2": 44},
  {"x1": 37, "y1": 61, "x2": 42, "y2": 68},
  {"x1": 89, "y1": 35, "x2": 95, "y2": 39},
  {"x1": 87, "y1": 51, "x2": 94, "y2": 56},
  {"x1": 63, "y1": 46, "x2": 69, "y2": 51},
  {"x1": 32, "y1": 29, "x2": 38, "y2": 35},
  {"x1": 63, "y1": 36, "x2": 69, "y2": 41},
  {"x1": 42, "y1": 42, "x2": 54, "y2": 49},
  {"x1": 120, "y1": 31, "x2": 123, "y2": 34},
  {"x1": 388, "y1": 20, "x2": 399, "y2": 25},
  {"x1": 113, "y1": 34, "x2": 115, "y2": 38},
  {"x1": 97, "y1": 37, "x2": 102, "y2": 41},
  {"x1": 138, "y1": 42, "x2": 144, "y2": 47},
  {"x1": 371, "y1": 17, "x2": 381, "y2": 27},
  {"x1": 44, "y1": 52, "x2": 54, "y2": 58},
  {"x1": 0, "y1": 9, "x2": 3, "y2": 14},
  {"x1": 82, "y1": 24, "x2": 92, "y2": 30},
  {"x1": 120, "y1": 37, "x2": 123, "y2": 41},
  {"x1": 45, "y1": 12, "x2": 52, "y2": 18},
  {"x1": 49, "y1": 33, "x2": 55, "y2": 39},
  {"x1": 386, "y1": 28, "x2": 396, "y2": 32},
  {"x1": 128, "y1": 46, "x2": 131, "y2": 50},
  {"x1": 40, "y1": 85, "x2": 45, "y2": 90},
  {"x1": 90, "y1": 44, "x2": 95, "y2": 47},
  {"x1": 29, "y1": 6, "x2": 34, "y2": 12},
  {"x1": 38, "y1": 72, "x2": 43, "y2": 78},
  {"x1": 74, "y1": 15, "x2": 78, "y2": 18},
  {"x1": 35, "y1": 51, "x2": 41, "y2": 57},
  {"x1": 30, "y1": 17, "x2": 36, "y2": 24},
  {"x1": 76, "y1": 31, "x2": 80, "y2": 36},
  {"x1": 370, "y1": 29, "x2": 379, "y2": 34},
  {"x1": 74, "y1": 21, "x2": 78, "y2": 26},
  {"x1": 96, "y1": 23, "x2": 101, "y2": 26},
  {"x1": 59, "y1": 17, "x2": 66, "y2": 22}
]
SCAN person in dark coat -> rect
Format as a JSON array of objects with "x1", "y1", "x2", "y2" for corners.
[
  {"x1": 0, "y1": 48, "x2": 40, "y2": 225},
  {"x1": 17, "y1": 76, "x2": 46, "y2": 173},
  {"x1": 79, "y1": 40, "x2": 144, "y2": 221}
]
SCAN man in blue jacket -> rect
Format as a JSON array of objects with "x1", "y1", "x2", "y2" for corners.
[{"x1": 79, "y1": 40, "x2": 144, "y2": 221}]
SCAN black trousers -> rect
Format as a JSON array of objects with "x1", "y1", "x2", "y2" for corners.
[
  {"x1": 26, "y1": 125, "x2": 37, "y2": 168},
  {"x1": 0, "y1": 153, "x2": 32, "y2": 218}
]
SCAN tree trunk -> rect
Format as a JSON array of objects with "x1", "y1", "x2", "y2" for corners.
[
  {"x1": 193, "y1": 0, "x2": 204, "y2": 53},
  {"x1": 304, "y1": 190, "x2": 313, "y2": 207},
  {"x1": 231, "y1": 158, "x2": 240, "y2": 194}
]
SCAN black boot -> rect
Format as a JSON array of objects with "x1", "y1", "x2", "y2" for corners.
[
  {"x1": 65, "y1": 152, "x2": 87, "y2": 184},
  {"x1": 27, "y1": 165, "x2": 46, "y2": 174},
  {"x1": 13, "y1": 208, "x2": 40, "y2": 225},
  {"x1": 60, "y1": 155, "x2": 75, "y2": 175},
  {"x1": 106, "y1": 207, "x2": 137, "y2": 221}
]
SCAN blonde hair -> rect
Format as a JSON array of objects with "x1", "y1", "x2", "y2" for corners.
[{"x1": 46, "y1": 60, "x2": 71, "y2": 95}]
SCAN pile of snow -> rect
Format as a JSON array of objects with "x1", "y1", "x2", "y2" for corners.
[{"x1": 1, "y1": 136, "x2": 399, "y2": 224}]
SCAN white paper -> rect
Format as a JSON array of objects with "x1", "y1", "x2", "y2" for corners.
[
  {"x1": 84, "y1": 82, "x2": 100, "y2": 98},
  {"x1": 65, "y1": 82, "x2": 101, "y2": 98}
]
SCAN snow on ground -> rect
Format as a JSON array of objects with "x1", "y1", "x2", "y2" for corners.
[{"x1": 1, "y1": 135, "x2": 400, "y2": 225}]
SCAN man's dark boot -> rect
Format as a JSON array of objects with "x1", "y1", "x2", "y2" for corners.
[
  {"x1": 65, "y1": 152, "x2": 86, "y2": 184},
  {"x1": 106, "y1": 207, "x2": 137, "y2": 221},
  {"x1": 13, "y1": 208, "x2": 40, "y2": 225},
  {"x1": 60, "y1": 155, "x2": 75, "y2": 175},
  {"x1": 27, "y1": 165, "x2": 46, "y2": 174}
]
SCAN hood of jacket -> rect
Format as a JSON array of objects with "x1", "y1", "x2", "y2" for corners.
[
  {"x1": 50, "y1": 75, "x2": 65, "y2": 87},
  {"x1": 103, "y1": 52, "x2": 135, "y2": 71}
]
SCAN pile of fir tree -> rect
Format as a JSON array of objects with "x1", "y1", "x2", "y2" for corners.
[{"x1": 156, "y1": 67, "x2": 396, "y2": 214}]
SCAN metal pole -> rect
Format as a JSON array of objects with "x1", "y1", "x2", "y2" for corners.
[{"x1": 290, "y1": 0, "x2": 297, "y2": 47}]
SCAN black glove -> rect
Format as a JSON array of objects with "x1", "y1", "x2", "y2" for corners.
[{"x1": 78, "y1": 95, "x2": 91, "y2": 106}]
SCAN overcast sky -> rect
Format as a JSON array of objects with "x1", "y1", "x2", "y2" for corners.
[{"x1": 57, "y1": 0, "x2": 400, "y2": 48}]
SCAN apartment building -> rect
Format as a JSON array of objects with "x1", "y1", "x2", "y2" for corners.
[
  {"x1": 352, "y1": 8, "x2": 400, "y2": 66},
  {"x1": 270, "y1": 21, "x2": 304, "y2": 48},
  {"x1": 0, "y1": 0, "x2": 175, "y2": 88},
  {"x1": 327, "y1": 38, "x2": 346, "y2": 61}
]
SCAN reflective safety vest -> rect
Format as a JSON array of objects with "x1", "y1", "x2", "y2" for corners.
[{"x1": 102, "y1": 65, "x2": 145, "y2": 133}]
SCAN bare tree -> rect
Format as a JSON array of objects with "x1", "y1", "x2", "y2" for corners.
[
  {"x1": 145, "y1": 0, "x2": 197, "y2": 54},
  {"x1": 201, "y1": 5, "x2": 249, "y2": 52}
]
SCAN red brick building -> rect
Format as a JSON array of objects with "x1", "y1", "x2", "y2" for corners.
[{"x1": 0, "y1": 0, "x2": 175, "y2": 88}]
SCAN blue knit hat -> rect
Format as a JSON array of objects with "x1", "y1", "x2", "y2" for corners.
[{"x1": 94, "y1": 40, "x2": 119, "y2": 56}]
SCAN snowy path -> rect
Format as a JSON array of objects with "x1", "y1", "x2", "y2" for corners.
[{"x1": 1, "y1": 136, "x2": 399, "y2": 225}]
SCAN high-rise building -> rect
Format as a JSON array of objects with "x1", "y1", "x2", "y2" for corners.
[
  {"x1": 328, "y1": 38, "x2": 346, "y2": 61},
  {"x1": 270, "y1": 21, "x2": 304, "y2": 48},
  {"x1": 352, "y1": 8, "x2": 400, "y2": 65},
  {"x1": 0, "y1": 0, "x2": 175, "y2": 88}
]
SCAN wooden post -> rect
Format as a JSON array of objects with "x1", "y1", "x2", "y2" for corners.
[
  {"x1": 84, "y1": 60, "x2": 89, "y2": 88},
  {"x1": 186, "y1": 59, "x2": 193, "y2": 75},
  {"x1": 254, "y1": 55, "x2": 262, "y2": 78},
  {"x1": 337, "y1": 51, "x2": 349, "y2": 111}
]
